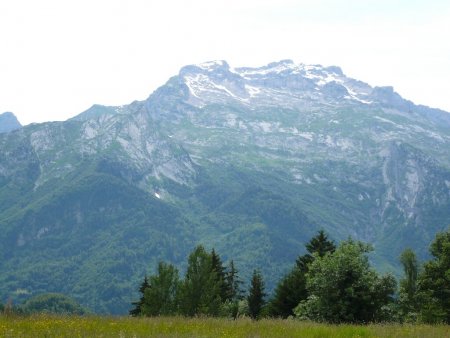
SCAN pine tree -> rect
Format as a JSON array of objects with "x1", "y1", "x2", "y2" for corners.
[
  {"x1": 225, "y1": 260, "x2": 244, "y2": 301},
  {"x1": 270, "y1": 230, "x2": 335, "y2": 318},
  {"x1": 247, "y1": 269, "x2": 266, "y2": 320},
  {"x1": 211, "y1": 248, "x2": 228, "y2": 302},
  {"x1": 296, "y1": 230, "x2": 336, "y2": 272},
  {"x1": 269, "y1": 266, "x2": 306, "y2": 318},
  {"x1": 129, "y1": 275, "x2": 150, "y2": 316},
  {"x1": 221, "y1": 260, "x2": 244, "y2": 319}
]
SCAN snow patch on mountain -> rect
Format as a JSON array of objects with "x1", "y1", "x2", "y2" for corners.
[
  {"x1": 245, "y1": 85, "x2": 261, "y2": 97},
  {"x1": 180, "y1": 60, "x2": 376, "y2": 107},
  {"x1": 298, "y1": 132, "x2": 314, "y2": 141},
  {"x1": 197, "y1": 60, "x2": 228, "y2": 70}
]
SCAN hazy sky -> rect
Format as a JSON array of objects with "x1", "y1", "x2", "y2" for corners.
[{"x1": 1, "y1": 0, "x2": 449, "y2": 125}]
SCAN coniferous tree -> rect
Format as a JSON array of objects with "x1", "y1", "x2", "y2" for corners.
[
  {"x1": 225, "y1": 260, "x2": 244, "y2": 301},
  {"x1": 269, "y1": 266, "x2": 306, "y2": 318},
  {"x1": 222, "y1": 260, "x2": 245, "y2": 319},
  {"x1": 247, "y1": 269, "x2": 266, "y2": 320},
  {"x1": 270, "y1": 230, "x2": 335, "y2": 318},
  {"x1": 211, "y1": 248, "x2": 228, "y2": 302},
  {"x1": 296, "y1": 230, "x2": 336, "y2": 271},
  {"x1": 129, "y1": 275, "x2": 150, "y2": 316}
]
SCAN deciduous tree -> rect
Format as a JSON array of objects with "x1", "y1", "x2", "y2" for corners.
[
  {"x1": 141, "y1": 262, "x2": 179, "y2": 316},
  {"x1": 295, "y1": 239, "x2": 396, "y2": 323},
  {"x1": 417, "y1": 229, "x2": 450, "y2": 323},
  {"x1": 178, "y1": 245, "x2": 222, "y2": 316},
  {"x1": 398, "y1": 248, "x2": 419, "y2": 320}
]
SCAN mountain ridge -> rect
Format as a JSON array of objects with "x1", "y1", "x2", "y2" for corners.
[{"x1": 0, "y1": 60, "x2": 449, "y2": 314}]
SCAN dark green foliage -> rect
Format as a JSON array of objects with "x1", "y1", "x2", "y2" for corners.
[
  {"x1": 131, "y1": 247, "x2": 243, "y2": 318},
  {"x1": 270, "y1": 230, "x2": 335, "y2": 318},
  {"x1": 141, "y1": 262, "x2": 179, "y2": 316},
  {"x1": 222, "y1": 260, "x2": 244, "y2": 319},
  {"x1": 269, "y1": 266, "x2": 306, "y2": 318},
  {"x1": 0, "y1": 162, "x2": 320, "y2": 314},
  {"x1": 305, "y1": 230, "x2": 336, "y2": 258},
  {"x1": 129, "y1": 276, "x2": 150, "y2": 316},
  {"x1": 20, "y1": 293, "x2": 87, "y2": 315},
  {"x1": 295, "y1": 240, "x2": 396, "y2": 323},
  {"x1": 126, "y1": 230, "x2": 450, "y2": 323},
  {"x1": 210, "y1": 249, "x2": 228, "y2": 302},
  {"x1": 296, "y1": 230, "x2": 336, "y2": 271},
  {"x1": 400, "y1": 249, "x2": 419, "y2": 299},
  {"x1": 225, "y1": 260, "x2": 244, "y2": 302},
  {"x1": 417, "y1": 228, "x2": 450, "y2": 323},
  {"x1": 398, "y1": 249, "x2": 419, "y2": 320},
  {"x1": 3, "y1": 63, "x2": 450, "y2": 318},
  {"x1": 0, "y1": 172, "x2": 192, "y2": 314},
  {"x1": 178, "y1": 245, "x2": 222, "y2": 316},
  {"x1": 247, "y1": 270, "x2": 266, "y2": 320}
]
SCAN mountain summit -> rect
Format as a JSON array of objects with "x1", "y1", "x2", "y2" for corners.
[
  {"x1": 180, "y1": 59, "x2": 371, "y2": 107},
  {"x1": 0, "y1": 60, "x2": 449, "y2": 313},
  {"x1": 0, "y1": 112, "x2": 22, "y2": 133}
]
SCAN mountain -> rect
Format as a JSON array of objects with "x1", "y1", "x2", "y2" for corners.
[
  {"x1": 0, "y1": 112, "x2": 22, "y2": 133},
  {"x1": 1, "y1": 60, "x2": 449, "y2": 313}
]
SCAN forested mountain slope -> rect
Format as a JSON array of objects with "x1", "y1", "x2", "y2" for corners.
[{"x1": 1, "y1": 60, "x2": 449, "y2": 313}]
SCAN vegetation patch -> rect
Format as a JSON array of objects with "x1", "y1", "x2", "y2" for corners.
[{"x1": 1, "y1": 315, "x2": 449, "y2": 338}]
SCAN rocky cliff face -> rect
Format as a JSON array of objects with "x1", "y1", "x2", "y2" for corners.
[
  {"x1": 0, "y1": 60, "x2": 449, "y2": 313},
  {"x1": 144, "y1": 60, "x2": 450, "y2": 250},
  {"x1": 0, "y1": 112, "x2": 22, "y2": 133}
]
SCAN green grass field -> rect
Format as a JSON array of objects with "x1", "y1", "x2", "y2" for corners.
[{"x1": 1, "y1": 315, "x2": 449, "y2": 337}]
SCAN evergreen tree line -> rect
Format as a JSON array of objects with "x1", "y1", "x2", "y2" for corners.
[
  {"x1": 129, "y1": 246, "x2": 257, "y2": 318},
  {"x1": 130, "y1": 228, "x2": 450, "y2": 323}
]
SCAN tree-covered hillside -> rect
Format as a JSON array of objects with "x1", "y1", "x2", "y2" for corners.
[{"x1": 1, "y1": 60, "x2": 450, "y2": 313}]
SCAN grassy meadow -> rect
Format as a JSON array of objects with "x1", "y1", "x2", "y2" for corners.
[{"x1": 1, "y1": 315, "x2": 449, "y2": 337}]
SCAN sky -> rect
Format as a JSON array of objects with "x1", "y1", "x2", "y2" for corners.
[{"x1": 1, "y1": 0, "x2": 449, "y2": 125}]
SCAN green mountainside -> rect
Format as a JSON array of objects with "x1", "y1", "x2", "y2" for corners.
[{"x1": 1, "y1": 60, "x2": 449, "y2": 313}]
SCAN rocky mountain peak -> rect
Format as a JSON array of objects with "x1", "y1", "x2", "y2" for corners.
[
  {"x1": 179, "y1": 60, "x2": 230, "y2": 76},
  {"x1": 0, "y1": 112, "x2": 22, "y2": 133},
  {"x1": 1, "y1": 59, "x2": 450, "y2": 314},
  {"x1": 177, "y1": 60, "x2": 376, "y2": 108}
]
